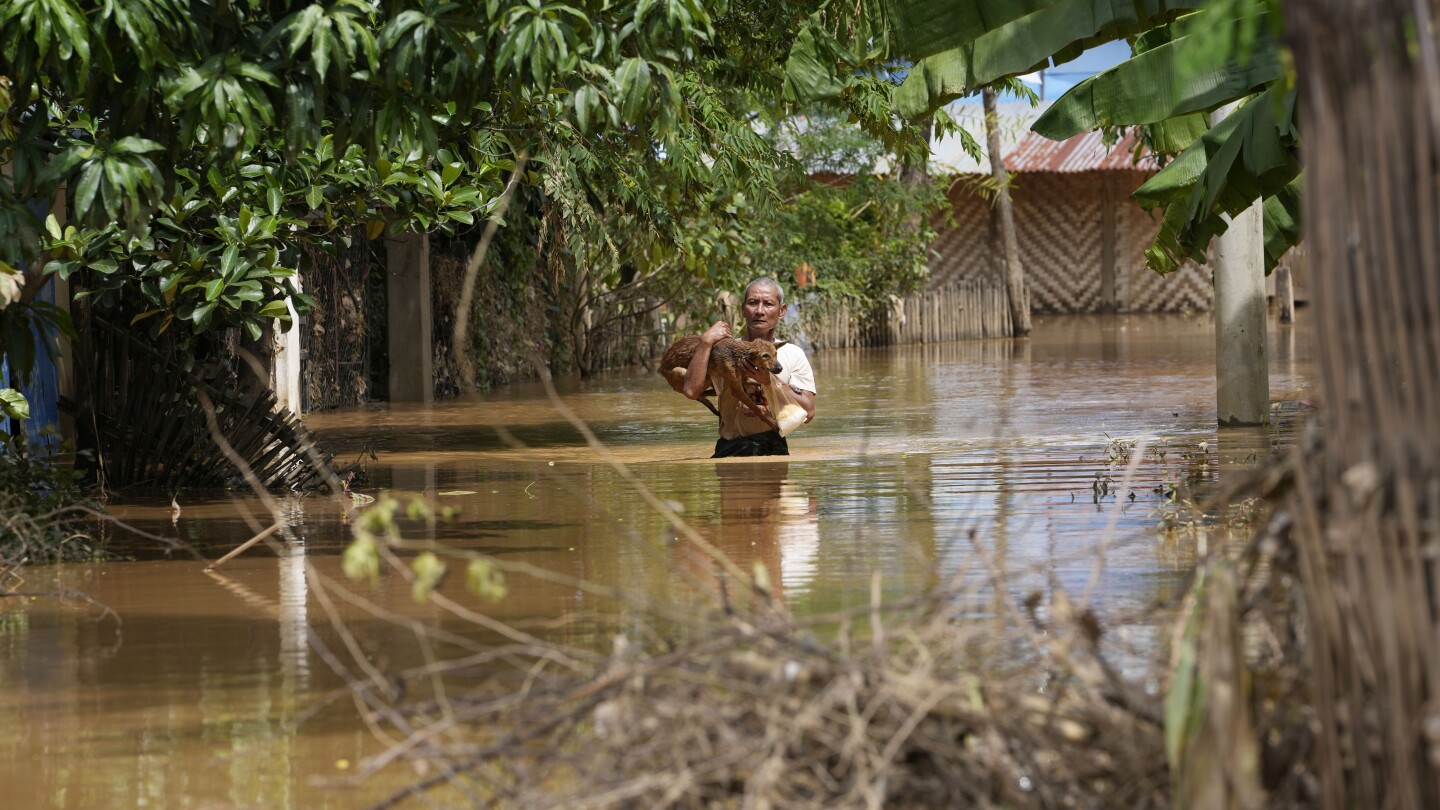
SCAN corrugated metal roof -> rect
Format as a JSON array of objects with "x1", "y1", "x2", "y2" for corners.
[{"x1": 1004, "y1": 129, "x2": 1161, "y2": 173}]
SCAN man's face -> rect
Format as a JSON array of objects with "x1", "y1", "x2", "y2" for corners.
[{"x1": 742, "y1": 284, "x2": 783, "y2": 337}]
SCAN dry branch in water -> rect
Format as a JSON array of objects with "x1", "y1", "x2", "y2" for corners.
[{"x1": 318, "y1": 556, "x2": 1176, "y2": 810}]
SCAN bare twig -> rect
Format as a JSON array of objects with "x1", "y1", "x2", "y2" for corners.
[{"x1": 204, "y1": 522, "x2": 282, "y2": 570}]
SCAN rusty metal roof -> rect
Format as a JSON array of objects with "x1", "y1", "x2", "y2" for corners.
[{"x1": 1003, "y1": 129, "x2": 1161, "y2": 173}]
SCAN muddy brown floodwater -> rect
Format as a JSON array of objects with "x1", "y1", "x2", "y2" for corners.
[{"x1": 1, "y1": 313, "x2": 1313, "y2": 809}]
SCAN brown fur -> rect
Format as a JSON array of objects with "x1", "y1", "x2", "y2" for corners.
[{"x1": 660, "y1": 335, "x2": 786, "y2": 430}]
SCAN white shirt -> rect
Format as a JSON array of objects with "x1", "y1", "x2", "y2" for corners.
[
  {"x1": 776, "y1": 343, "x2": 816, "y2": 395},
  {"x1": 716, "y1": 343, "x2": 816, "y2": 439}
]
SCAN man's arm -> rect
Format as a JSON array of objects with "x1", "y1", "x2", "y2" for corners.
[
  {"x1": 682, "y1": 321, "x2": 731, "y2": 400},
  {"x1": 783, "y1": 346, "x2": 817, "y2": 422}
]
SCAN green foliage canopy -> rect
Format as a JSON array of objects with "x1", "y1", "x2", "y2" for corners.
[
  {"x1": 1, "y1": 0, "x2": 963, "y2": 380},
  {"x1": 0, "y1": 0, "x2": 815, "y2": 353},
  {"x1": 691, "y1": 110, "x2": 943, "y2": 312}
]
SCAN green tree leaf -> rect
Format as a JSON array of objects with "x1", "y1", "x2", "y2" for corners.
[
  {"x1": 258, "y1": 300, "x2": 292, "y2": 319},
  {"x1": 0, "y1": 389, "x2": 30, "y2": 420},
  {"x1": 342, "y1": 536, "x2": 380, "y2": 584},
  {"x1": 1032, "y1": 17, "x2": 1283, "y2": 139},
  {"x1": 893, "y1": 0, "x2": 1204, "y2": 119}
]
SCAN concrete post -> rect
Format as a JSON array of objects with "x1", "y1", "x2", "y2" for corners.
[
  {"x1": 1211, "y1": 102, "x2": 1269, "y2": 426},
  {"x1": 1213, "y1": 192, "x2": 1270, "y2": 426},
  {"x1": 385, "y1": 232, "x2": 433, "y2": 403},
  {"x1": 271, "y1": 276, "x2": 305, "y2": 412}
]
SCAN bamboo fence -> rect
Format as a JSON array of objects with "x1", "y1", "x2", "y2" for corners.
[{"x1": 802, "y1": 278, "x2": 1013, "y2": 350}]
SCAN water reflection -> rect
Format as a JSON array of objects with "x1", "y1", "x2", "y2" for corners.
[
  {"x1": 688, "y1": 462, "x2": 823, "y2": 608},
  {"x1": 0, "y1": 313, "x2": 1316, "y2": 809}
]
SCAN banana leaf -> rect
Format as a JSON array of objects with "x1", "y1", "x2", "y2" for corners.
[
  {"x1": 1146, "y1": 113, "x2": 1210, "y2": 154},
  {"x1": 1261, "y1": 175, "x2": 1302, "y2": 268},
  {"x1": 1031, "y1": 21, "x2": 1284, "y2": 139},
  {"x1": 1137, "y1": 83, "x2": 1299, "y2": 273},
  {"x1": 1145, "y1": 193, "x2": 1216, "y2": 273},
  {"x1": 783, "y1": 22, "x2": 855, "y2": 102},
  {"x1": 1144, "y1": 177, "x2": 1301, "y2": 274},
  {"x1": 1136, "y1": 83, "x2": 1296, "y2": 209},
  {"x1": 885, "y1": 0, "x2": 1063, "y2": 62},
  {"x1": 893, "y1": 0, "x2": 1201, "y2": 119}
]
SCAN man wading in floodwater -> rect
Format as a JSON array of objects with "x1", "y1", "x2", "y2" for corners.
[{"x1": 683, "y1": 278, "x2": 817, "y2": 457}]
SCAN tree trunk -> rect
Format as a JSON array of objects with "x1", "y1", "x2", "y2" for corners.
[
  {"x1": 898, "y1": 116, "x2": 933, "y2": 188},
  {"x1": 1286, "y1": 1, "x2": 1440, "y2": 805},
  {"x1": 1099, "y1": 173, "x2": 1118, "y2": 312},
  {"x1": 384, "y1": 231, "x2": 433, "y2": 404},
  {"x1": 983, "y1": 87, "x2": 1031, "y2": 336}
]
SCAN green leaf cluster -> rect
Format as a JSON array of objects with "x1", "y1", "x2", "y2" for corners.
[
  {"x1": 1039, "y1": 1, "x2": 1298, "y2": 273},
  {"x1": 0, "y1": 1, "x2": 751, "y2": 341},
  {"x1": 673, "y1": 110, "x2": 944, "y2": 317},
  {"x1": 342, "y1": 494, "x2": 506, "y2": 604},
  {"x1": 891, "y1": 0, "x2": 1205, "y2": 120}
]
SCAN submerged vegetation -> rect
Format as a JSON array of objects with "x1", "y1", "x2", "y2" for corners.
[
  {"x1": 0, "y1": 435, "x2": 100, "y2": 564},
  {"x1": 325, "y1": 444, "x2": 1315, "y2": 808}
]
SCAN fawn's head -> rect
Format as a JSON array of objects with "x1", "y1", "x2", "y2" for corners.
[{"x1": 744, "y1": 339, "x2": 785, "y2": 375}]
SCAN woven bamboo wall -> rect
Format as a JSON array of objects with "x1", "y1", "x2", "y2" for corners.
[{"x1": 930, "y1": 172, "x2": 1213, "y2": 313}]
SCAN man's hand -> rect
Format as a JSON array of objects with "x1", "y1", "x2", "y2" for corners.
[
  {"x1": 740, "y1": 384, "x2": 769, "y2": 418},
  {"x1": 700, "y1": 321, "x2": 731, "y2": 346}
]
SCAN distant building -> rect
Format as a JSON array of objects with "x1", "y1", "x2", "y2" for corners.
[{"x1": 926, "y1": 105, "x2": 1213, "y2": 313}]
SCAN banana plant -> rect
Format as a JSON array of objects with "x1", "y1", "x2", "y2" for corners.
[
  {"x1": 890, "y1": 0, "x2": 1204, "y2": 120},
  {"x1": 1133, "y1": 80, "x2": 1299, "y2": 272},
  {"x1": 881, "y1": 0, "x2": 1297, "y2": 274},
  {"x1": 1038, "y1": 2, "x2": 1296, "y2": 272},
  {"x1": 1030, "y1": 9, "x2": 1284, "y2": 140}
]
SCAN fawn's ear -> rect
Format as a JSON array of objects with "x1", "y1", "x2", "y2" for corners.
[{"x1": 773, "y1": 340, "x2": 789, "y2": 350}]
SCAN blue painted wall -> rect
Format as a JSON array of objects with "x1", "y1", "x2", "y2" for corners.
[{"x1": 4, "y1": 199, "x2": 63, "y2": 441}]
